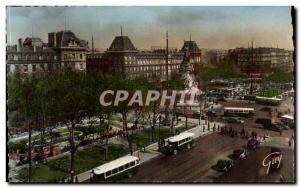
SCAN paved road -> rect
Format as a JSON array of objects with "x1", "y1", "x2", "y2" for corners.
[{"x1": 128, "y1": 133, "x2": 247, "y2": 182}]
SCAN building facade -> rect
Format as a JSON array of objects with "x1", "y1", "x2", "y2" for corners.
[
  {"x1": 6, "y1": 38, "x2": 59, "y2": 74},
  {"x1": 228, "y1": 47, "x2": 294, "y2": 76},
  {"x1": 86, "y1": 35, "x2": 201, "y2": 80},
  {"x1": 6, "y1": 30, "x2": 89, "y2": 75},
  {"x1": 48, "y1": 30, "x2": 89, "y2": 71}
]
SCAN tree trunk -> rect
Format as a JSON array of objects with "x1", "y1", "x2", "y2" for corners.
[
  {"x1": 69, "y1": 122, "x2": 75, "y2": 182},
  {"x1": 28, "y1": 122, "x2": 32, "y2": 183},
  {"x1": 104, "y1": 136, "x2": 108, "y2": 161},
  {"x1": 185, "y1": 115, "x2": 188, "y2": 130},
  {"x1": 49, "y1": 128, "x2": 53, "y2": 156}
]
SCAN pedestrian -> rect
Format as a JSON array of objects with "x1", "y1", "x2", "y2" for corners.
[
  {"x1": 289, "y1": 139, "x2": 292, "y2": 147},
  {"x1": 203, "y1": 126, "x2": 205, "y2": 132},
  {"x1": 263, "y1": 134, "x2": 266, "y2": 141},
  {"x1": 217, "y1": 125, "x2": 220, "y2": 131}
]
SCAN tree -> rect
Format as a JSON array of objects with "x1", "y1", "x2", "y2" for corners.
[
  {"x1": 7, "y1": 73, "x2": 41, "y2": 182},
  {"x1": 53, "y1": 70, "x2": 88, "y2": 182},
  {"x1": 264, "y1": 68, "x2": 294, "y2": 83}
]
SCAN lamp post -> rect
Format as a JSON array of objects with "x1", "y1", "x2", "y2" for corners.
[
  {"x1": 198, "y1": 94, "x2": 202, "y2": 126},
  {"x1": 158, "y1": 115, "x2": 162, "y2": 150}
]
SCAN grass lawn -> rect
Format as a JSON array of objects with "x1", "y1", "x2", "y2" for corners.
[
  {"x1": 260, "y1": 89, "x2": 283, "y2": 98},
  {"x1": 17, "y1": 144, "x2": 128, "y2": 182},
  {"x1": 133, "y1": 127, "x2": 186, "y2": 147}
]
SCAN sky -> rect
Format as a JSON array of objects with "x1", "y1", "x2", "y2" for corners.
[{"x1": 6, "y1": 6, "x2": 294, "y2": 50}]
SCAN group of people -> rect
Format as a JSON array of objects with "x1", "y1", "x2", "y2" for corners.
[{"x1": 219, "y1": 126, "x2": 259, "y2": 140}]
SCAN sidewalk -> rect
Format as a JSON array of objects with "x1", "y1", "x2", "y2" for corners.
[{"x1": 75, "y1": 121, "x2": 224, "y2": 182}]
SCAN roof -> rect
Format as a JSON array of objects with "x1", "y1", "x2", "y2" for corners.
[
  {"x1": 93, "y1": 155, "x2": 139, "y2": 175},
  {"x1": 166, "y1": 132, "x2": 194, "y2": 143},
  {"x1": 108, "y1": 36, "x2": 137, "y2": 52},
  {"x1": 224, "y1": 107, "x2": 254, "y2": 111},
  {"x1": 54, "y1": 30, "x2": 88, "y2": 48},
  {"x1": 281, "y1": 115, "x2": 294, "y2": 120},
  {"x1": 180, "y1": 41, "x2": 200, "y2": 53}
]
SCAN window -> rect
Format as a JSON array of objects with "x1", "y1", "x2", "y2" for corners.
[
  {"x1": 106, "y1": 171, "x2": 112, "y2": 176},
  {"x1": 112, "y1": 168, "x2": 118, "y2": 174},
  {"x1": 125, "y1": 163, "x2": 130, "y2": 169},
  {"x1": 118, "y1": 166, "x2": 124, "y2": 171},
  {"x1": 80, "y1": 54, "x2": 83, "y2": 59},
  {"x1": 24, "y1": 65, "x2": 28, "y2": 73},
  {"x1": 130, "y1": 161, "x2": 136, "y2": 167},
  {"x1": 32, "y1": 65, "x2": 36, "y2": 72}
]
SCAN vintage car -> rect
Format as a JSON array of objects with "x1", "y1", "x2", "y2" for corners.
[{"x1": 214, "y1": 159, "x2": 233, "y2": 172}]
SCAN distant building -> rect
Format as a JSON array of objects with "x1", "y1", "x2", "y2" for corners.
[
  {"x1": 228, "y1": 47, "x2": 294, "y2": 76},
  {"x1": 6, "y1": 38, "x2": 59, "y2": 74},
  {"x1": 6, "y1": 30, "x2": 89, "y2": 75},
  {"x1": 48, "y1": 30, "x2": 89, "y2": 71},
  {"x1": 86, "y1": 34, "x2": 201, "y2": 80}
]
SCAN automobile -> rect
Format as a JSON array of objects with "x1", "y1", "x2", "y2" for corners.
[
  {"x1": 192, "y1": 111, "x2": 207, "y2": 120},
  {"x1": 227, "y1": 117, "x2": 244, "y2": 124},
  {"x1": 223, "y1": 114, "x2": 239, "y2": 120},
  {"x1": 206, "y1": 111, "x2": 217, "y2": 117},
  {"x1": 232, "y1": 149, "x2": 247, "y2": 160},
  {"x1": 260, "y1": 107, "x2": 272, "y2": 112},
  {"x1": 214, "y1": 159, "x2": 233, "y2": 172},
  {"x1": 247, "y1": 138, "x2": 260, "y2": 150}
]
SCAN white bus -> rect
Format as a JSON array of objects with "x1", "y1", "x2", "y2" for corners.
[
  {"x1": 161, "y1": 132, "x2": 194, "y2": 155},
  {"x1": 92, "y1": 155, "x2": 139, "y2": 181},
  {"x1": 224, "y1": 107, "x2": 255, "y2": 117},
  {"x1": 281, "y1": 115, "x2": 294, "y2": 128},
  {"x1": 256, "y1": 96, "x2": 282, "y2": 106}
]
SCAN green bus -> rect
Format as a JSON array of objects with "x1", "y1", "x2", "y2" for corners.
[
  {"x1": 256, "y1": 96, "x2": 282, "y2": 106},
  {"x1": 223, "y1": 107, "x2": 255, "y2": 117}
]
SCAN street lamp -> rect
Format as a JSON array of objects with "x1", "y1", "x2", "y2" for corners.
[
  {"x1": 198, "y1": 94, "x2": 202, "y2": 126},
  {"x1": 158, "y1": 115, "x2": 162, "y2": 151}
]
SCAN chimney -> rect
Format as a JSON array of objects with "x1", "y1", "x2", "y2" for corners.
[{"x1": 18, "y1": 38, "x2": 23, "y2": 52}]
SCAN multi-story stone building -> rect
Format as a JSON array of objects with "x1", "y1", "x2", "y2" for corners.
[
  {"x1": 228, "y1": 47, "x2": 294, "y2": 76},
  {"x1": 6, "y1": 30, "x2": 89, "y2": 75},
  {"x1": 6, "y1": 37, "x2": 59, "y2": 74},
  {"x1": 86, "y1": 34, "x2": 201, "y2": 80},
  {"x1": 48, "y1": 30, "x2": 89, "y2": 71}
]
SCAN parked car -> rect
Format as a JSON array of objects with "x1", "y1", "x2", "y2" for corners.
[
  {"x1": 206, "y1": 111, "x2": 217, "y2": 117},
  {"x1": 214, "y1": 159, "x2": 233, "y2": 172},
  {"x1": 232, "y1": 149, "x2": 247, "y2": 160},
  {"x1": 247, "y1": 139, "x2": 260, "y2": 150},
  {"x1": 192, "y1": 111, "x2": 207, "y2": 120},
  {"x1": 227, "y1": 117, "x2": 244, "y2": 124}
]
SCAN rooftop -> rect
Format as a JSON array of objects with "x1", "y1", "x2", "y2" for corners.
[{"x1": 108, "y1": 36, "x2": 137, "y2": 52}]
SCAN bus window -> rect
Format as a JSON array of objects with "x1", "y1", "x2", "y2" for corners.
[
  {"x1": 119, "y1": 165, "x2": 124, "y2": 171},
  {"x1": 112, "y1": 168, "x2": 118, "y2": 174},
  {"x1": 130, "y1": 161, "x2": 135, "y2": 167},
  {"x1": 125, "y1": 163, "x2": 130, "y2": 169},
  {"x1": 106, "y1": 171, "x2": 112, "y2": 177}
]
